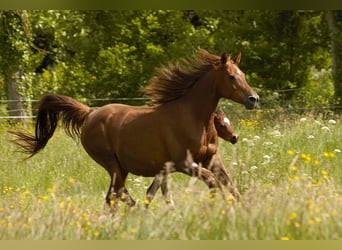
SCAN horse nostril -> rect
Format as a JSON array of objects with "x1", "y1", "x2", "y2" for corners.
[
  {"x1": 248, "y1": 96, "x2": 258, "y2": 104},
  {"x1": 230, "y1": 135, "x2": 238, "y2": 144}
]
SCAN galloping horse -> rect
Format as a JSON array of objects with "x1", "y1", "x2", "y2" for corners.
[
  {"x1": 145, "y1": 109, "x2": 239, "y2": 206},
  {"x1": 10, "y1": 49, "x2": 258, "y2": 207}
]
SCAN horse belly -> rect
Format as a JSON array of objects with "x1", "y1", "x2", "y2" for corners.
[
  {"x1": 117, "y1": 121, "x2": 196, "y2": 177},
  {"x1": 117, "y1": 131, "x2": 179, "y2": 177}
]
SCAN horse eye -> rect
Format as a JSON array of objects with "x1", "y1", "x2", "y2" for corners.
[{"x1": 228, "y1": 75, "x2": 235, "y2": 80}]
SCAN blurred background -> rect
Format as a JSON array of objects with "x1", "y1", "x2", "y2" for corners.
[{"x1": 0, "y1": 10, "x2": 341, "y2": 119}]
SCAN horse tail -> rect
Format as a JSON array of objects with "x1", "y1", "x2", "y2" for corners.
[{"x1": 9, "y1": 94, "x2": 93, "y2": 158}]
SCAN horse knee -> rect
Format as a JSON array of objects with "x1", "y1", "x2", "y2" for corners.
[{"x1": 206, "y1": 175, "x2": 219, "y2": 189}]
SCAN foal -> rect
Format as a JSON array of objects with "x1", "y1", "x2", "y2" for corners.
[{"x1": 145, "y1": 109, "x2": 238, "y2": 206}]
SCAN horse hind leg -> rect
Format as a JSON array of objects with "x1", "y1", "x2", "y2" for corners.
[
  {"x1": 86, "y1": 152, "x2": 136, "y2": 209},
  {"x1": 106, "y1": 171, "x2": 136, "y2": 208}
]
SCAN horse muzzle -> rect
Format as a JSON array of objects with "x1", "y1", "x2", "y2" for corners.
[
  {"x1": 245, "y1": 94, "x2": 259, "y2": 109},
  {"x1": 230, "y1": 135, "x2": 238, "y2": 144}
]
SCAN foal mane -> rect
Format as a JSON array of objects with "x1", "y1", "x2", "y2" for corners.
[{"x1": 144, "y1": 49, "x2": 220, "y2": 105}]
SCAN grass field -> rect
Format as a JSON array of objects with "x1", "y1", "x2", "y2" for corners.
[{"x1": 0, "y1": 109, "x2": 341, "y2": 240}]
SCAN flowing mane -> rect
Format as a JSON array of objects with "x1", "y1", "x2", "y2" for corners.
[{"x1": 144, "y1": 49, "x2": 220, "y2": 105}]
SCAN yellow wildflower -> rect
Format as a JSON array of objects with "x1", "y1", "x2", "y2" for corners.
[
  {"x1": 308, "y1": 219, "x2": 315, "y2": 226},
  {"x1": 289, "y1": 212, "x2": 297, "y2": 220},
  {"x1": 294, "y1": 222, "x2": 301, "y2": 228},
  {"x1": 321, "y1": 169, "x2": 329, "y2": 179},
  {"x1": 329, "y1": 152, "x2": 336, "y2": 158},
  {"x1": 291, "y1": 166, "x2": 298, "y2": 172},
  {"x1": 287, "y1": 150, "x2": 295, "y2": 155}
]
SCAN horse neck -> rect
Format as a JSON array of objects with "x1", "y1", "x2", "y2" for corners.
[{"x1": 181, "y1": 70, "x2": 219, "y2": 124}]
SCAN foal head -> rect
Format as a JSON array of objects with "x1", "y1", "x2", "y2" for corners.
[
  {"x1": 214, "y1": 52, "x2": 259, "y2": 109},
  {"x1": 214, "y1": 110, "x2": 238, "y2": 144}
]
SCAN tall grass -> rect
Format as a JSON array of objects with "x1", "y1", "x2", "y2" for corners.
[{"x1": 0, "y1": 111, "x2": 341, "y2": 239}]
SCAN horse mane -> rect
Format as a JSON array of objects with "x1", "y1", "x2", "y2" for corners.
[{"x1": 144, "y1": 49, "x2": 220, "y2": 105}]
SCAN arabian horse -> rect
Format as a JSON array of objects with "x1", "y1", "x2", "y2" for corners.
[
  {"x1": 145, "y1": 109, "x2": 239, "y2": 206},
  {"x1": 10, "y1": 49, "x2": 258, "y2": 208}
]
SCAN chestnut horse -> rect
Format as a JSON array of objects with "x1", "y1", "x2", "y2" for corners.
[
  {"x1": 214, "y1": 109, "x2": 238, "y2": 144},
  {"x1": 145, "y1": 109, "x2": 239, "y2": 206},
  {"x1": 10, "y1": 49, "x2": 258, "y2": 208}
]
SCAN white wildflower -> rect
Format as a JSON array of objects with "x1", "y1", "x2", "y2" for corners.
[
  {"x1": 307, "y1": 135, "x2": 315, "y2": 139},
  {"x1": 321, "y1": 126, "x2": 330, "y2": 131},
  {"x1": 250, "y1": 166, "x2": 258, "y2": 171},
  {"x1": 263, "y1": 154, "x2": 271, "y2": 164},
  {"x1": 270, "y1": 130, "x2": 282, "y2": 137},
  {"x1": 328, "y1": 119, "x2": 337, "y2": 125},
  {"x1": 253, "y1": 135, "x2": 261, "y2": 140},
  {"x1": 334, "y1": 149, "x2": 341, "y2": 154},
  {"x1": 242, "y1": 138, "x2": 249, "y2": 143},
  {"x1": 300, "y1": 117, "x2": 307, "y2": 122},
  {"x1": 263, "y1": 155, "x2": 271, "y2": 160}
]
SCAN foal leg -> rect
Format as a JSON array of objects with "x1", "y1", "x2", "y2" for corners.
[
  {"x1": 179, "y1": 163, "x2": 222, "y2": 192},
  {"x1": 160, "y1": 174, "x2": 174, "y2": 205},
  {"x1": 145, "y1": 162, "x2": 175, "y2": 207},
  {"x1": 145, "y1": 171, "x2": 167, "y2": 208},
  {"x1": 209, "y1": 153, "x2": 241, "y2": 200}
]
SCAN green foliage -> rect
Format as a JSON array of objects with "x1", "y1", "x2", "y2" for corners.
[
  {"x1": 214, "y1": 11, "x2": 331, "y2": 101},
  {"x1": 0, "y1": 10, "x2": 338, "y2": 112},
  {"x1": 292, "y1": 67, "x2": 334, "y2": 108}
]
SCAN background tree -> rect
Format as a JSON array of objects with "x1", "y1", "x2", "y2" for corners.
[
  {"x1": 327, "y1": 10, "x2": 342, "y2": 106},
  {"x1": 0, "y1": 10, "x2": 337, "y2": 116},
  {"x1": 0, "y1": 11, "x2": 36, "y2": 117}
]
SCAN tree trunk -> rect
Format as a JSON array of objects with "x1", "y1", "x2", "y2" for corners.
[
  {"x1": 7, "y1": 69, "x2": 26, "y2": 118},
  {"x1": 327, "y1": 10, "x2": 342, "y2": 107}
]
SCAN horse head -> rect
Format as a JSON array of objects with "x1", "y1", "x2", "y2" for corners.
[
  {"x1": 214, "y1": 109, "x2": 238, "y2": 144},
  {"x1": 214, "y1": 52, "x2": 259, "y2": 110}
]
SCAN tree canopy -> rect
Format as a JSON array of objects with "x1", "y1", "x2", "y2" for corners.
[{"x1": 0, "y1": 10, "x2": 339, "y2": 115}]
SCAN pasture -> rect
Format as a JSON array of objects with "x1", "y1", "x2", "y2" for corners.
[{"x1": 0, "y1": 107, "x2": 341, "y2": 240}]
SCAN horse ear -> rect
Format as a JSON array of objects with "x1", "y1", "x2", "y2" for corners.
[
  {"x1": 234, "y1": 52, "x2": 241, "y2": 65},
  {"x1": 221, "y1": 52, "x2": 228, "y2": 65},
  {"x1": 215, "y1": 107, "x2": 223, "y2": 114}
]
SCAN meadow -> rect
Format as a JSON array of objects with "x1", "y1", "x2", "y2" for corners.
[{"x1": 0, "y1": 107, "x2": 341, "y2": 240}]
